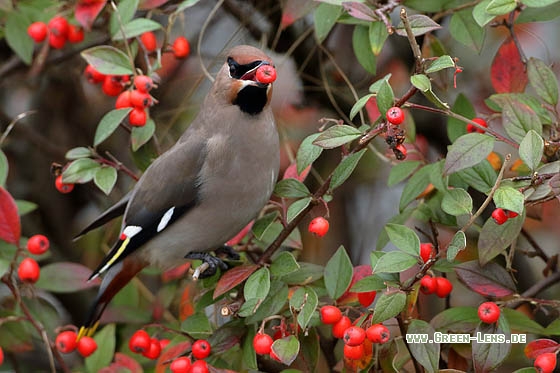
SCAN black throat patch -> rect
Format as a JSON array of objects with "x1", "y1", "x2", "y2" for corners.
[{"x1": 233, "y1": 85, "x2": 268, "y2": 115}]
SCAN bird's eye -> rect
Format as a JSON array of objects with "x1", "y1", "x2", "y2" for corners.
[{"x1": 227, "y1": 57, "x2": 239, "y2": 77}]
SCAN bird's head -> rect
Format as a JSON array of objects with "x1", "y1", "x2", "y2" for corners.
[{"x1": 214, "y1": 45, "x2": 276, "y2": 115}]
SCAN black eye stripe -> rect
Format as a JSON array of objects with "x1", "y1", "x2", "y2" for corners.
[{"x1": 227, "y1": 57, "x2": 263, "y2": 79}]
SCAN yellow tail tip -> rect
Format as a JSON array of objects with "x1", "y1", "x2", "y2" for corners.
[{"x1": 77, "y1": 322, "x2": 99, "y2": 340}]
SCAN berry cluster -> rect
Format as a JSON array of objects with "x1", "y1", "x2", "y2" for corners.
[
  {"x1": 84, "y1": 65, "x2": 131, "y2": 97},
  {"x1": 138, "y1": 31, "x2": 191, "y2": 59},
  {"x1": 27, "y1": 16, "x2": 84, "y2": 49},
  {"x1": 115, "y1": 75, "x2": 156, "y2": 127},
  {"x1": 491, "y1": 208, "x2": 518, "y2": 225},
  {"x1": 17, "y1": 234, "x2": 50, "y2": 283},
  {"x1": 419, "y1": 275, "x2": 453, "y2": 298},
  {"x1": 320, "y1": 306, "x2": 390, "y2": 360},
  {"x1": 308, "y1": 216, "x2": 329, "y2": 237},
  {"x1": 467, "y1": 117, "x2": 488, "y2": 133},
  {"x1": 477, "y1": 301, "x2": 500, "y2": 324},
  {"x1": 155, "y1": 335, "x2": 211, "y2": 373},
  {"x1": 55, "y1": 331, "x2": 97, "y2": 357},
  {"x1": 385, "y1": 107, "x2": 407, "y2": 160},
  {"x1": 534, "y1": 352, "x2": 557, "y2": 373},
  {"x1": 129, "y1": 329, "x2": 172, "y2": 360}
]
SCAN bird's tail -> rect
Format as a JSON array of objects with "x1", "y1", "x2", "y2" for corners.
[{"x1": 78, "y1": 257, "x2": 146, "y2": 339}]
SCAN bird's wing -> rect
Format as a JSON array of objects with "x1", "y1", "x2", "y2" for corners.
[
  {"x1": 74, "y1": 192, "x2": 131, "y2": 239},
  {"x1": 89, "y1": 136, "x2": 207, "y2": 280}
]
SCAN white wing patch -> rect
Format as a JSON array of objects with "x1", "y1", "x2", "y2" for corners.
[
  {"x1": 123, "y1": 225, "x2": 142, "y2": 238},
  {"x1": 157, "y1": 207, "x2": 175, "y2": 232}
]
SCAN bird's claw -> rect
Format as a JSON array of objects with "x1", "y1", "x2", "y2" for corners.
[{"x1": 185, "y1": 251, "x2": 230, "y2": 280}]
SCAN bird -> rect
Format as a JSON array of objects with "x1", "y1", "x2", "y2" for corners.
[{"x1": 76, "y1": 45, "x2": 280, "y2": 338}]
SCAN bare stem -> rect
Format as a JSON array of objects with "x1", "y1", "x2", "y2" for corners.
[{"x1": 400, "y1": 8, "x2": 423, "y2": 73}]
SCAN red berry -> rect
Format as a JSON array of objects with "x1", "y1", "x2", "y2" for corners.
[
  {"x1": 134, "y1": 75, "x2": 154, "y2": 93},
  {"x1": 190, "y1": 359, "x2": 209, "y2": 373},
  {"x1": 435, "y1": 277, "x2": 453, "y2": 298},
  {"x1": 130, "y1": 90, "x2": 152, "y2": 108},
  {"x1": 102, "y1": 75, "x2": 124, "y2": 96},
  {"x1": 420, "y1": 275, "x2": 437, "y2": 295},
  {"x1": 18, "y1": 258, "x2": 40, "y2": 283},
  {"x1": 142, "y1": 338, "x2": 161, "y2": 359},
  {"x1": 67, "y1": 24, "x2": 84, "y2": 43},
  {"x1": 84, "y1": 65, "x2": 105, "y2": 84},
  {"x1": 357, "y1": 291, "x2": 376, "y2": 307},
  {"x1": 128, "y1": 329, "x2": 150, "y2": 353},
  {"x1": 255, "y1": 65, "x2": 277, "y2": 84},
  {"x1": 27, "y1": 234, "x2": 50, "y2": 255},
  {"x1": 343, "y1": 326, "x2": 366, "y2": 346},
  {"x1": 394, "y1": 144, "x2": 407, "y2": 160},
  {"x1": 140, "y1": 31, "x2": 157, "y2": 52},
  {"x1": 507, "y1": 210, "x2": 519, "y2": 219},
  {"x1": 129, "y1": 107, "x2": 147, "y2": 127},
  {"x1": 55, "y1": 331, "x2": 78, "y2": 353},
  {"x1": 468, "y1": 117, "x2": 488, "y2": 133},
  {"x1": 192, "y1": 339, "x2": 211, "y2": 360},
  {"x1": 366, "y1": 323, "x2": 390, "y2": 344},
  {"x1": 27, "y1": 22, "x2": 48, "y2": 42},
  {"x1": 115, "y1": 91, "x2": 132, "y2": 109},
  {"x1": 332, "y1": 315, "x2": 352, "y2": 339},
  {"x1": 170, "y1": 357, "x2": 192, "y2": 373},
  {"x1": 320, "y1": 305, "x2": 342, "y2": 324},
  {"x1": 172, "y1": 36, "x2": 190, "y2": 58},
  {"x1": 253, "y1": 333, "x2": 273, "y2": 355},
  {"x1": 0, "y1": 346, "x2": 3, "y2": 365},
  {"x1": 386, "y1": 106, "x2": 405, "y2": 125},
  {"x1": 308, "y1": 217, "x2": 329, "y2": 237},
  {"x1": 159, "y1": 339, "x2": 170, "y2": 350},
  {"x1": 420, "y1": 242, "x2": 434, "y2": 263},
  {"x1": 534, "y1": 352, "x2": 557, "y2": 373},
  {"x1": 77, "y1": 336, "x2": 97, "y2": 357},
  {"x1": 343, "y1": 344, "x2": 365, "y2": 360},
  {"x1": 55, "y1": 175, "x2": 74, "y2": 194},
  {"x1": 491, "y1": 208, "x2": 508, "y2": 225},
  {"x1": 478, "y1": 302, "x2": 500, "y2": 324},
  {"x1": 48, "y1": 33, "x2": 66, "y2": 49},
  {"x1": 48, "y1": 16, "x2": 69, "y2": 38}
]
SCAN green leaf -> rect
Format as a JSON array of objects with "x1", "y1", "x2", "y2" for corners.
[
  {"x1": 486, "y1": 0, "x2": 517, "y2": 15},
  {"x1": 5, "y1": 12, "x2": 33, "y2": 65},
  {"x1": 351, "y1": 274, "x2": 386, "y2": 292},
  {"x1": 290, "y1": 286, "x2": 318, "y2": 330},
  {"x1": 280, "y1": 262, "x2": 324, "y2": 285},
  {"x1": 478, "y1": 210, "x2": 525, "y2": 265},
  {"x1": 371, "y1": 291, "x2": 406, "y2": 323},
  {"x1": 94, "y1": 108, "x2": 131, "y2": 147},
  {"x1": 527, "y1": 57, "x2": 558, "y2": 105},
  {"x1": 271, "y1": 335, "x2": 300, "y2": 366},
  {"x1": 109, "y1": 0, "x2": 139, "y2": 35},
  {"x1": 324, "y1": 246, "x2": 353, "y2": 300},
  {"x1": 447, "y1": 93, "x2": 476, "y2": 142},
  {"x1": 399, "y1": 164, "x2": 433, "y2": 211},
  {"x1": 313, "y1": 125, "x2": 362, "y2": 149},
  {"x1": 395, "y1": 14, "x2": 442, "y2": 36},
  {"x1": 35, "y1": 262, "x2": 101, "y2": 293},
  {"x1": 244, "y1": 267, "x2": 270, "y2": 301},
  {"x1": 86, "y1": 324, "x2": 115, "y2": 373},
  {"x1": 0, "y1": 150, "x2": 7, "y2": 186},
  {"x1": 274, "y1": 178, "x2": 310, "y2": 198},
  {"x1": 407, "y1": 320, "x2": 440, "y2": 373},
  {"x1": 431, "y1": 306, "x2": 479, "y2": 332},
  {"x1": 447, "y1": 231, "x2": 467, "y2": 261},
  {"x1": 517, "y1": 2, "x2": 560, "y2": 23},
  {"x1": 519, "y1": 130, "x2": 544, "y2": 171},
  {"x1": 314, "y1": 3, "x2": 341, "y2": 42},
  {"x1": 369, "y1": 21, "x2": 388, "y2": 56},
  {"x1": 252, "y1": 212, "x2": 278, "y2": 240},
  {"x1": 296, "y1": 133, "x2": 323, "y2": 174},
  {"x1": 270, "y1": 251, "x2": 300, "y2": 278},
  {"x1": 62, "y1": 158, "x2": 101, "y2": 183},
  {"x1": 502, "y1": 102, "x2": 542, "y2": 143},
  {"x1": 472, "y1": 318, "x2": 511, "y2": 372},
  {"x1": 246, "y1": 281, "x2": 288, "y2": 324},
  {"x1": 65, "y1": 147, "x2": 93, "y2": 160},
  {"x1": 330, "y1": 149, "x2": 366, "y2": 190},
  {"x1": 181, "y1": 312, "x2": 213, "y2": 339},
  {"x1": 544, "y1": 318, "x2": 560, "y2": 335},
  {"x1": 456, "y1": 160, "x2": 497, "y2": 194},
  {"x1": 81, "y1": 45, "x2": 135, "y2": 75},
  {"x1": 441, "y1": 188, "x2": 473, "y2": 216},
  {"x1": 473, "y1": 0, "x2": 496, "y2": 27},
  {"x1": 242, "y1": 327, "x2": 258, "y2": 369},
  {"x1": 352, "y1": 25, "x2": 376, "y2": 75},
  {"x1": 502, "y1": 308, "x2": 545, "y2": 334},
  {"x1": 388, "y1": 160, "x2": 421, "y2": 187},
  {"x1": 522, "y1": 0, "x2": 560, "y2": 6},
  {"x1": 384, "y1": 224, "x2": 420, "y2": 256},
  {"x1": 369, "y1": 74, "x2": 392, "y2": 93},
  {"x1": 376, "y1": 79, "x2": 395, "y2": 118},
  {"x1": 425, "y1": 55, "x2": 455, "y2": 74},
  {"x1": 444, "y1": 133, "x2": 495, "y2": 175},
  {"x1": 493, "y1": 186, "x2": 524, "y2": 213},
  {"x1": 286, "y1": 197, "x2": 312, "y2": 223},
  {"x1": 175, "y1": 0, "x2": 203, "y2": 13},
  {"x1": 411, "y1": 74, "x2": 431, "y2": 91},
  {"x1": 449, "y1": 9, "x2": 485, "y2": 52},
  {"x1": 373, "y1": 251, "x2": 417, "y2": 273},
  {"x1": 350, "y1": 94, "x2": 374, "y2": 121},
  {"x1": 131, "y1": 118, "x2": 155, "y2": 151},
  {"x1": 16, "y1": 200, "x2": 38, "y2": 216},
  {"x1": 488, "y1": 93, "x2": 552, "y2": 124},
  {"x1": 94, "y1": 167, "x2": 117, "y2": 195},
  {"x1": 112, "y1": 18, "x2": 161, "y2": 40}
]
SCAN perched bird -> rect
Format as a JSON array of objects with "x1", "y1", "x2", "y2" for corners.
[{"x1": 77, "y1": 45, "x2": 279, "y2": 338}]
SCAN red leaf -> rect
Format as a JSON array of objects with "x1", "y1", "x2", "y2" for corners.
[
  {"x1": 138, "y1": 0, "x2": 170, "y2": 10},
  {"x1": 75, "y1": 0, "x2": 107, "y2": 31},
  {"x1": 226, "y1": 220, "x2": 254, "y2": 246},
  {"x1": 155, "y1": 341, "x2": 192, "y2": 373},
  {"x1": 35, "y1": 262, "x2": 101, "y2": 293},
  {"x1": 524, "y1": 339, "x2": 559, "y2": 359},
  {"x1": 0, "y1": 186, "x2": 20, "y2": 245},
  {"x1": 161, "y1": 262, "x2": 191, "y2": 282},
  {"x1": 280, "y1": 0, "x2": 315, "y2": 29},
  {"x1": 365, "y1": 96, "x2": 380, "y2": 123},
  {"x1": 491, "y1": 37, "x2": 528, "y2": 93},
  {"x1": 454, "y1": 261, "x2": 515, "y2": 297},
  {"x1": 99, "y1": 353, "x2": 142, "y2": 373},
  {"x1": 337, "y1": 265, "x2": 373, "y2": 305},
  {"x1": 283, "y1": 162, "x2": 311, "y2": 182},
  {"x1": 213, "y1": 264, "x2": 259, "y2": 299},
  {"x1": 179, "y1": 281, "x2": 196, "y2": 320}
]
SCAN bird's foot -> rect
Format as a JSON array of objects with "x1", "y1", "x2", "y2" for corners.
[
  {"x1": 215, "y1": 245, "x2": 240, "y2": 261},
  {"x1": 185, "y1": 250, "x2": 232, "y2": 280}
]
